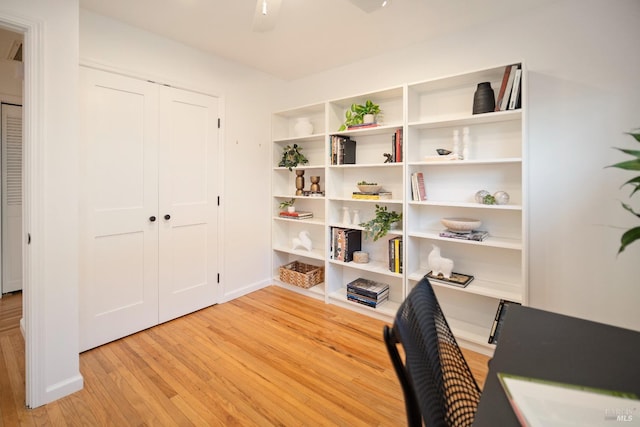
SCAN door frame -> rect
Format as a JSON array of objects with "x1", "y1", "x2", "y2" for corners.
[{"x1": 0, "y1": 13, "x2": 45, "y2": 408}]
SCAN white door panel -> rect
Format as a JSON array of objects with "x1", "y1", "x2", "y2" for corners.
[
  {"x1": 80, "y1": 68, "x2": 159, "y2": 351},
  {"x1": 80, "y1": 69, "x2": 220, "y2": 350},
  {"x1": 158, "y1": 87, "x2": 218, "y2": 323},
  {"x1": 1, "y1": 103, "x2": 22, "y2": 294}
]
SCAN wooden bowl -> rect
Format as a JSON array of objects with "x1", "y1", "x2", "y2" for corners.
[
  {"x1": 441, "y1": 217, "x2": 482, "y2": 233},
  {"x1": 357, "y1": 184, "x2": 382, "y2": 193}
]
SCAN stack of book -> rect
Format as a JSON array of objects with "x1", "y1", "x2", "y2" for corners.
[
  {"x1": 279, "y1": 211, "x2": 313, "y2": 219},
  {"x1": 391, "y1": 128, "x2": 403, "y2": 162},
  {"x1": 330, "y1": 136, "x2": 356, "y2": 165},
  {"x1": 347, "y1": 123, "x2": 378, "y2": 130},
  {"x1": 352, "y1": 191, "x2": 392, "y2": 200},
  {"x1": 330, "y1": 227, "x2": 362, "y2": 262},
  {"x1": 425, "y1": 271, "x2": 474, "y2": 288},
  {"x1": 495, "y1": 63, "x2": 522, "y2": 112},
  {"x1": 410, "y1": 172, "x2": 426, "y2": 201},
  {"x1": 388, "y1": 236, "x2": 402, "y2": 273},
  {"x1": 346, "y1": 278, "x2": 389, "y2": 308},
  {"x1": 439, "y1": 229, "x2": 488, "y2": 241}
]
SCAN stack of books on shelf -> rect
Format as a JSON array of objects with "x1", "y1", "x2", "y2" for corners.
[
  {"x1": 388, "y1": 236, "x2": 402, "y2": 273},
  {"x1": 279, "y1": 211, "x2": 313, "y2": 219},
  {"x1": 330, "y1": 227, "x2": 362, "y2": 262},
  {"x1": 439, "y1": 229, "x2": 488, "y2": 241},
  {"x1": 410, "y1": 172, "x2": 427, "y2": 201},
  {"x1": 346, "y1": 278, "x2": 389, "y2": 308},
  {"x1": 347, "y1": 123, "x2": 379, "y2": 130},
  {"x1": 330, "y1": 135, "x2": 356, "y2": 165},
  {"x1": 425, "y1": 271, "x2": 474, "y2": 288},
  {"x1": 391, "y1": 128, "x2": 403, "y2": 162},
  {"x1": 352, "y1": 191, "x2": 392, "y2": 200},
  {"x1": 495, "y1": 63, "x2": 522, "y2": 112}
]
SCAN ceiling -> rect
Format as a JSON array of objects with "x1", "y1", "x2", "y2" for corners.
[{"x1": 80, "y1": 0, "x2": 554, "y2": 81}]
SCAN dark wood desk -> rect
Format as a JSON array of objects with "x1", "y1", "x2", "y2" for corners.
[{"x1": 473, "y1": 305, "x2": 640, "y2": 426}]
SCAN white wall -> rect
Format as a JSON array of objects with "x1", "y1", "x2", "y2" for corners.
[
  {"x1": 278, "y1": 0, "x2": 640, "y2": 331},
  {"x1": 0, "y1": 0, "x2": 82, "y2": 407},
  {"x1": 79, "y1": 10, "x2": 281, "y2": 301}
]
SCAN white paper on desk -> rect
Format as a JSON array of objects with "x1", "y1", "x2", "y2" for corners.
[{"x1": 497, "y1": 373, "x2": 640, "y2": 427}]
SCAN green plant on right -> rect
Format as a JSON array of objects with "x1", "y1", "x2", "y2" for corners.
[
  {"x1": 608, "y1": 129, "x2": 640, "y2": 254},
  {"x1": 359, "y1": 204, "x2": 402, "y2": 241},
  {"x1": 339, "y1": 100, "x2": 381, "y2": 131}
]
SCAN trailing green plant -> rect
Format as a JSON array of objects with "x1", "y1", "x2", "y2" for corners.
[
  {"x1": 279, "y1": 144, "x2": 309, "y2": 171},
  {"x1": 608, "y1": 129, "x2": 640, "y2": 254},
  {"x1": 339, "y1": 100, "x2": 381, "y2": 131},
  {"x1": 278, "y1": 198, "x2": 295, "y2": 210},
  {"x1": 358, "y1": 180, "x2": 377, "y2": 185},
  {"x1": 359, "y1": 204, "x2": 402, "y2": 241}
]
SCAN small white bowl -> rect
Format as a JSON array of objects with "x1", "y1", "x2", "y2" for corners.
[
  {"x1": 357, "y1": 184, "x2": 382, "y2": 193},
  {"x1": 441, "y1": 217, "x2": 482, "y2": 233}
]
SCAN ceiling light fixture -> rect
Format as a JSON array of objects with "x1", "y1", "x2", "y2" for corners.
[
  {"x1": 262, "y1": 0, "x2": 268, "y2": 15},
  {"x1": 382, "y1": 0, "x2": 389, "y2": 6}
]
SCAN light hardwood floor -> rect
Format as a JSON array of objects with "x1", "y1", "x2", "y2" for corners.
[{"x1": 0, "y1": 286, "x2": 489, "y2": 426}]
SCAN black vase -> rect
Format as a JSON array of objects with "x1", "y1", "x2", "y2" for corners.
[{"x1": 472, "y1": 82, "x2": 495, "y2": 114}]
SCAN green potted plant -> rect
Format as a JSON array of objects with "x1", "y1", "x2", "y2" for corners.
[
  {"x1": 279, "y1": 144, "x2": 309, "y2": 171},
  {"x1": 359, "y1": 204, "x2": 402, "y2": 241},
  {"x1": 339, "y1": 100, "x2": 381, "y2": 131},
  {"x1": 279, "y1": 198, "x2": 295, "y2": 212},
  {"x1": 608, "y1": 128, "x2": 640, "y2": 253}
]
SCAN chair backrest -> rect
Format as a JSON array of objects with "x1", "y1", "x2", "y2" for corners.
[{"x1": 383, "y1": 277, "x2": 481, "y2": 427}]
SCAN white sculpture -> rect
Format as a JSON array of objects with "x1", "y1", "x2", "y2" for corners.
[
  {"x1": 428, "y1": 245, "x2": 454, "y2": 279},
  {"x1": 292, "y1": 231, "x2": 313, "y2": 252}
]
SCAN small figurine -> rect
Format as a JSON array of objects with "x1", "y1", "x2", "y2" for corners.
[
  {"x1": 383, "y1": 153, "x2": 393, "y2": 163},
  {"x1": 292, "y1": 231, "x2": 312, "y2": 252},
  {"x1": 428, "y1": 245, "x2": 454, "y2": 279}
]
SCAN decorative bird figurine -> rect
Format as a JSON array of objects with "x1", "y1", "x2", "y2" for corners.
[{"x1": 292, "y1": 231, "x2": 312, "y2": 252}]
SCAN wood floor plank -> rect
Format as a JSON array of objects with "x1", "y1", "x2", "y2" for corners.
[{"x1": 0, "y1": 286, "x2": 490, "y2": 426}]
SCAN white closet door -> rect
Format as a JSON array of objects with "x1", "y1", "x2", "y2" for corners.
[
  {"x1": 158, "y1": 87, "x2": 219, "y2": 323},
  {"x1": 1, "y1": 103, "x2": 23, "y2": 294},
  {"x1": 79, "y1": 68, "x2": 160, "y2": 351}
]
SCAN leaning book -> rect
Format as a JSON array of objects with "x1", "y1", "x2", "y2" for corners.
[{"x1": 425, "y1": 271, "x2": 474, "y2": 288}]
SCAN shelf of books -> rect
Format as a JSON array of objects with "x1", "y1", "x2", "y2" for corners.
[
  {"x1": 271, "y1": 62, "x2": 526, "y2": 355},
  {"x1": 328, "y1": 281, "x2": 402, "y2": 319}
]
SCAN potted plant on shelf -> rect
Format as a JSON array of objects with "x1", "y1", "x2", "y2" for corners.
[
  {"x1": 339, "y1": 100, "x2": 381, "y2": 131},
  {"x1": 279, "y1": 198, "x2": 296, "y2": 213},
  {"x1": 359, "y1": 204, "x2": 402, "y2": 241},
  {"x1": 279, "y1": 144, "x2": 309, "y2": 171},
  {"x1": 608, "y1": 128, "x2": 640, "y2": 254}
]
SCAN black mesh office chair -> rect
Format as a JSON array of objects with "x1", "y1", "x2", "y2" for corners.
[{"x1": 383, "y1": 277, "x2": 481, "y2": 427}]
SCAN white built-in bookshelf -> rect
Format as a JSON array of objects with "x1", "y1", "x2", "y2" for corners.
[{"x1": 271, "y1": 63, "x2": 526, "y2": 355}]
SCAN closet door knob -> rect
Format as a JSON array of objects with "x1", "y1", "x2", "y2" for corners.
[
  {"x1": 164, "y1": 214, "x2": 171, "y2": 220},
  {"x1": 149, "y1": 216, "x2": 156, "y2": 222}
]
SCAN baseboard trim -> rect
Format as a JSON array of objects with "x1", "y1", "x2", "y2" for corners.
[
  {"x1": 221, "y1": 279, "x2": 271, "y2": 303},
  {"x1": 43, "y1": 374, "x2": 84, "y2": 406}
]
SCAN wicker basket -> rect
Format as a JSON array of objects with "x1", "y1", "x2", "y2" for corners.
[{"x1": 279, "y1": 261, "x2": 324, "y2": 289}]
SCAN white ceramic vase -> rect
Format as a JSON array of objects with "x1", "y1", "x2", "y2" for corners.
[{"x1": 294, "y1": 117, "x2": 313, "y2": 137}]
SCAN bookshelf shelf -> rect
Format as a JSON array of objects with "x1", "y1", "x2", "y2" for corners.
[
  {"x1": 273, "y1": 246, "x2": 325, "y2": 261},
  {"x1": 328, "y1": 259, "x2": 402, "y2": 278},
  {"x1": 272, "y1": 63, "x2": 526, "y2": 355},
  {"x1": 407, "y1": 230, "x2": 522, "y2": 250}
]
